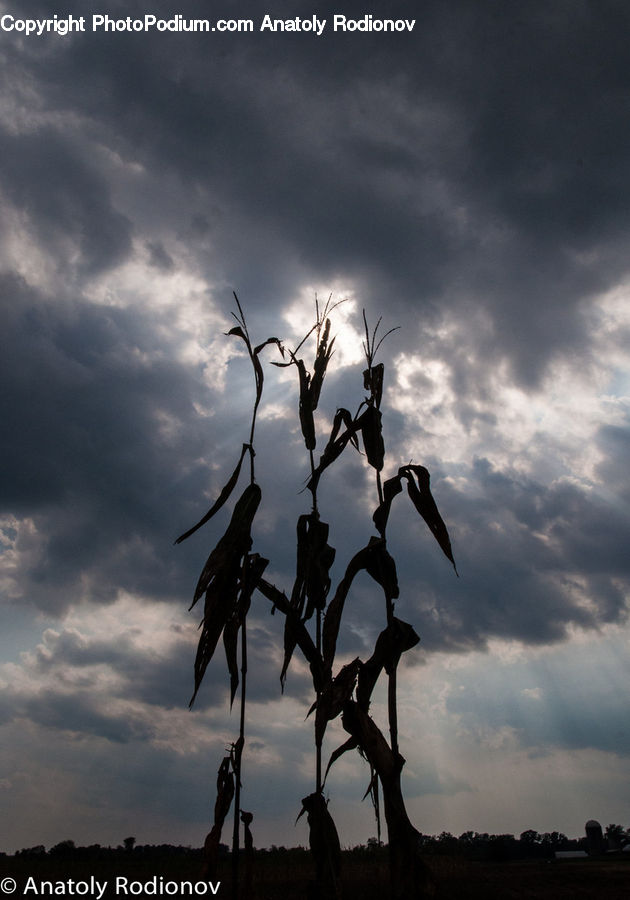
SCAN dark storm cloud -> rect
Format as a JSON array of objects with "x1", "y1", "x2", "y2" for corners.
[
  {"x1": 0, "y1": 273, "x2": 236, "y2": 613},
  {"x1": 1, "y1": 0, "x2": 629, "y2": 657},
  {"x1": 381, "y1": 457, "x2": 630, "y2": 655},
  {"x1": 6, "y1": 0, "x2": 629, "y2": 361},
  {"x1": 0, "y1": 127, "x2": 132, "y2": 275},
  {"x1": 34, "y1": 4, "x2": 630, "y2": 369},
  {"x1": 2, "y1": 1, "x2": 630, "y2": 853}
]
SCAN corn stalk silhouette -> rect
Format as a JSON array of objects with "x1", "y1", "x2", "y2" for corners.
[
  {"x1": 177, "y1": 298, "x2": 457, "y2": 900},
  {"x1": 175, "y1": 294, "x2": 281, "y2": 898}
]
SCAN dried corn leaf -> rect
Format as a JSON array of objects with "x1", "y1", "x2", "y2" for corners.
[
  {"x1": 323, "y1": 735, "x2": 359, "y2": 784},
  {"x1": 224, "y1": 553, "x2": 269, "y2": 707},
  {"x1": 400, "y1": 464, "x2": 457, "y2": 573},
  {"x1": 297, "y1": 358, "x2": 316, "y2": 450},
  {"x1": 257, "y1": 578, "x2": 327, "y2": 692},
  {"x1": 189, "y1": 485, "x2": 262, "y2": 705},
  {"x1": 322, "y1": 545, "x2": 372, "y2": 670},
  {"x1": 363, "y1": 535, "x2": 399, "y2": 601},
  {"x1": 290, "y1": 515, "x2": 335, "y2": 616},
  {"x1": 312, "y1": 657, "x2": 361, "y2": 745},
  {"x1": 310, "y1": 318, "x2": 334, "y2": 411},
  {"x1": 251, "y1": 337, "x2": 282, "y2": 402},
  {"x1": 341, "y1": 700, "x2": 401, "y2": 781},
  {"x1": 362, "y1": 770, "x2": 379, "y2": 803},
  {"x1": 360, "y1": 404, "x2": 385, "y2": 471},
  {"x1": 190, "y1": 483, "x2": 261, "y2": 609},
  {"x1": 357, "y1": 618, "x2": 420, "y2": 711},
  {"x1": 281, "y1": 513, "x2": 333, "y2": 687},
  {"x1": 372, "y1": 473, "x2": 403, "y2": 537},
  {"x1": 223, "y1": 615, "x2": 239, "y2": 709},
  {"x1": 253, "y1": 337, "x2": 283, "y2": 357},
  {"x1": 201, "y1": 755, "x2": 235, "y2": 880},
  {"x1": 227, "y1": 325, "x2": 247, "y2": 342},
  {"x1": 322, "y1": 538, "x2": 398, "y2": 671},
  {"x1": 191, "y1": 566, "x2": 238, "y2": 706},
  {"x1": 305, "y1": 521, "x2": 335, "y2": 619},
  {"x1": 214, "y1": 755, "x2": 235, "y2": 826},
  {"x1": 363, "y1": 362, "x2": 384, "y2": 408},
  {"x1": 330, "y1": 407, "x2": 358, "y2": 447},
  {"x1": 175, "y1": 443, "x2": 249, "y2": 545},
  {"x1": 308, "y1": 409, "x2": 362, "y2": 493}
]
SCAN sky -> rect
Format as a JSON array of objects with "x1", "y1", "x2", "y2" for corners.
[{"x1": 1, "y1": 0, "x2": 630, "y2": 854}]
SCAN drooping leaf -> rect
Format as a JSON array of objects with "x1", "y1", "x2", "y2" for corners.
[
  {"x1": 311, "y1": 657, "x2": 361, "y2": 746},
  {"x1": 201, "y1": 755, "x2": 235, "y2": 880},
  {"x1": 292, "y1": 514, "x2": 335, "y2": 618},
  {"x1": 359, "y1": 404, "x2": 385, "y2": 471},
  {"x1": 191, "y1": 565, "x2": 239, "y2": 706},
  {"x1": 188, "y1": 485, "x2": 262, "y2": 705},
  {"x1": 280, "y1": 515, "x2": 335, "y2": 689},
  {"x1": 214, "y1": 755, "x2": 235, "y2": 826},
  {"x1": 400, "y1": 465, "x2": 457, "y2": 573},
  {"x1": 190, "y1": 483, "x2": 262, "y2": 609},
  {"x1": 257, "y1": 578, "x2": 327, "y2": 692},
  {"x1": 226, "y1": 325, "x2": 248, "y2": 342},
  {"x1": 357, "y1": 618, "x2": 420, "y2": 711},
  {"x1": 252, "y1": 350, "x2": 265, "y2": 405},
  {"x1": 329, "y1": 407, "x2": 358, "y2": 448},
  {"x1": 372, "y1": 472, "x2": 403, "y2": 537},
  {"x1": 341, "y1": 700, "x2": 402, "y2": 781},
  {"x1": 363, "y1": 535, "x2": 399, "y2": 601},
  {"x1": 223, "y1": 553, "x2": 269, "y2": 707},
  {"x1": 296, "y1": 358, "x2": 316, "y2": 450},
  {"x1": 322, "y1": 545, "x2": 373, "y2": 671},
  {"x1": 323, "y1": 735, "x2": 359, "y2": 785},
  {"x1": 223, "y1": 614, "x2": 239, "y2": 709},
  {"x1": 308, "y1": 409, "x2": 363, "y2": 494},
  {"x1": 175, "y1": 443, "x2": 249, "y2": 544},
  {"x1": 362, "y1": 770, "x2": 379, "y2": 803},
  {"x1": 253, "y1": 337, "x2": 284, "y2": 357},
  {"x1": 322, "y1": 538, "x2": 399, "y2": 671}
]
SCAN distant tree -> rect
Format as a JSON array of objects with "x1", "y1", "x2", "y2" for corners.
[
  {"x1": 605, "y1": 823, "x2": 626, "y2": 849},
  {"x1": 519, "y1": 829, "x2": 541, "y2": 845},
  {"x1": 123, "y1": 836, "x2": 136, "y2": 852},
  {"x1": 541, "y1": 831, "x2": 567, "y2": 847},
  {"x1": 17, "y1": 845, "x2": 46, "y2": 856},
  {"x1": 49, "y1": 840, "x2": 75, "y2": 855}
]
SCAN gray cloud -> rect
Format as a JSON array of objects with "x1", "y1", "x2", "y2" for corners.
[
  {"x1": 1, "y1": 0, "x2": 630, "y2": 850},
  {"x1": 0, "y1": 128, "x2": 132, "y2": 275},
  {"x1": 446, "y1": 646, "x2": 630, "y2": 757}
]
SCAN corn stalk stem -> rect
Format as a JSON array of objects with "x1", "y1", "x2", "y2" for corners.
[
  {"x1": 309, "y1": 447, "x2": 324, "y2": 795},
  {"x1": 231, "y1": 621, "x2": 247, "y2": 900}
]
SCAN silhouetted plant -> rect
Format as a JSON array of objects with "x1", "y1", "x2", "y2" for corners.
[
  {"x1": 178, "y1": 297, "x2": 457, "y2": 900},
  {"x1": 176, "y1": 294, "x2": 281, "y2": 898}
]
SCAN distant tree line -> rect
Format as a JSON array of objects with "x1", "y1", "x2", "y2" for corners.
[{"x1": 7, "y1": 823, "x2": 629, "y2": 862}]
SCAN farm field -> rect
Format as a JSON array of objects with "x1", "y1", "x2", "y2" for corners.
[{"x1": 3, "y1": 848, "x2": 630, "y2": 899}]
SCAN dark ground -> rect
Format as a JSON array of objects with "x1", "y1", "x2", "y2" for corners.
[{"x1": 3, "y1": 847, "x2": 630, "y2": 899}]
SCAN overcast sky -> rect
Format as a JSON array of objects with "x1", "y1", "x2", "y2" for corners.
[{"x1": 1, "y1": 0, "x2": 630, "y2": 854}]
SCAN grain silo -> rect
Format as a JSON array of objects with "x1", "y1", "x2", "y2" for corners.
[{"x1": 585, "y1": 819, "x2": 604, "y2": 855}]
